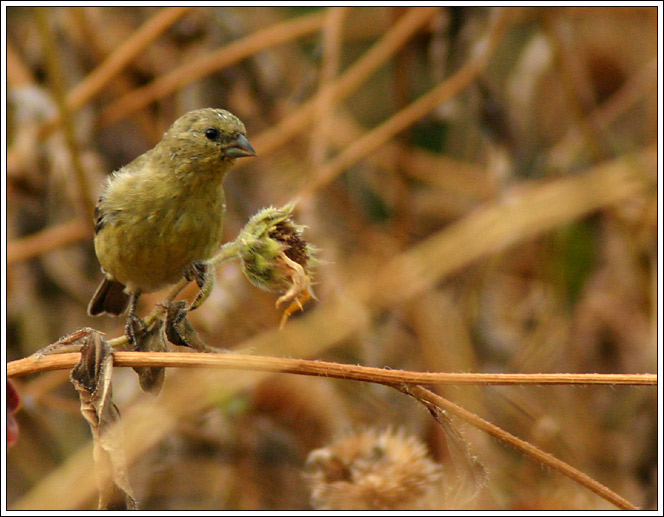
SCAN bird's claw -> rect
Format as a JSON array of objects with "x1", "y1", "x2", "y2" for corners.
[
  {"x1": 184, "y1": 260, "x2": 216, "y2": 312},
  {"x1": 184, "y1": 261, "x2": 208, "y2": 289}
]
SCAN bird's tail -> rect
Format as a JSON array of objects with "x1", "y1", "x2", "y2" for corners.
[{"x1": 88, "y1": 277, "x2": 130, "y2": 316}]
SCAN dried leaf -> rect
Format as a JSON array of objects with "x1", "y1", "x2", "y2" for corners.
[
  {"x1": 165, "y1": 300, "x2": 214, "y2": 352},
  {"x1": 398, "y1": 385, "x2": 487, "y2": 508},
  {"x1": 132, "y1": 318, "x2": 167, "y2": 395},
  {"x1": 70, "y1": 330, "x2": 137, "y2": 510},
  {"x1": 34, "y1": 327, "x2": 100, "y2": 357}
]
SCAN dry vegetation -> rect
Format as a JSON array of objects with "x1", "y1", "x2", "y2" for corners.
[{"x1": 5, "y1": 6, "x2": 658, "y2": 510}]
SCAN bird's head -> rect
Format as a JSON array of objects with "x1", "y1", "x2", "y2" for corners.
[{"x1": 161, "y1": 108, "x2": 256, "y2": 166}]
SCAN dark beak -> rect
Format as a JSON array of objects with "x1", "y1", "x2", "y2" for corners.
[{"x1": 225, "y1": 134, "x2": 257, "y2": 158}]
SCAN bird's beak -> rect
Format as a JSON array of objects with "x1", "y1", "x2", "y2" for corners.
[{"x1": 225, "y1": 134, "x2": 257, "y2": 158}]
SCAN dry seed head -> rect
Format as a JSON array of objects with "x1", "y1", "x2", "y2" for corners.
[
  {"x1": 304, "y1": 428, "x2": 443, "y2": 510},
  {"x1": 237, "y1": 203, "x2": 316, "y2": 325}
]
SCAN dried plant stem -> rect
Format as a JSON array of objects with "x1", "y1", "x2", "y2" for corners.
[
  {"x1": 403, "y1": 386, "x2": 640, "y2": 510},
  {"x1": 253, "y1": 6, "x2": 439, "y2": 157},
  {"x1": 8, "y1": 351, "x2": 656, "y2": 386},
  {"x1": 7, "y1": 219, "x2": 91, "y2": 266},
  {"x1": 38, "y1": 6, "x2": 193, "y2": 138},
  {"x1": 7, "y1": 351, "x2": 652, "y2": 510},
  {"x1": 541, "y1": 13, "x2": 606, "y2": 163},
  {"x1": 370, "y1": 146, "x2": 656, "y2": 307},
  {"x1": 69, "y1": 7, "x2": 193, "y2": 109},
  {"x1": 67, "y1": 7, "x2": 163, "y2": 143},
  {"x1": 34, "y1": 7, "x2": 95, "y2": 222},
  {"x1": 326, "y1": 110, "x2": 491, "y2": 200},
  {"x1": 300, "y1": 7, "x2": 511, "y2": 197},
  {"x1": 6, "y1": 39, "x2": 35, "y2": 87},
  {"x1": 588, "y1": 57, "x2": 657, "y2": 131},
  {"x1": 545, "y1": 57, "x2": 658, "y2": 170},
  {"x1": 99, "y1": 9, "x2": 327, "y2": 127},
  {"x1": 308, "y1": 7, "x2": 348, "y2": 167}
]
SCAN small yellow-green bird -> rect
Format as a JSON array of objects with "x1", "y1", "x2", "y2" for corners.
[{"x1": 88, "y1": 108, "x2": 256, "y2": 343}]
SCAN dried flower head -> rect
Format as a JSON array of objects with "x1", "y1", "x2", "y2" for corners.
[
  {"x1": 237, "y1": 203, "x2": 316, "y2": 327},
  {"x1": 304, "y1": 428, "x2": 443, "y2": 510}
]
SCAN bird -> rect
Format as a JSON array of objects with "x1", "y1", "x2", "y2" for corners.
[{"x1": 87, "y1": 108, "x2": 256, "y2": 344}]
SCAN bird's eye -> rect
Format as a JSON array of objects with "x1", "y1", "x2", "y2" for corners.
[{"x1": 205, "y1": 128, "x2": 220, "y2": 141}]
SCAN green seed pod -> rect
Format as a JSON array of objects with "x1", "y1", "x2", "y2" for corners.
[{"x1": 237, "y1": 203, "x2": 316, "y2": 326}]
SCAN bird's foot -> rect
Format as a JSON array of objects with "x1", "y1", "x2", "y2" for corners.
[
  {"x1": 184, "y1": 261, "x2": 208, "y2": 288},
  {"x1": 184, "y1": 260, "x2": 216, "y2": 311}
]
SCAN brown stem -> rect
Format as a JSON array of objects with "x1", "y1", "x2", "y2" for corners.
[
  {"x1": 7, "y1": 219, "x2": 91, "y2": 266},
  {"x1": 98, "y1": 9, "x2": 327, "y2": 128},
  {"x1": 8, "y1": 350, "x2": 657, "y2": 386},
  {"x1": 37, "y1": 6, "x2": 194, "y2": 138},
  {"x1": 299, "y1": 7, "x2": 512, "y2": 198},
  {"x1": 401, "y1": 385, "x2": 640, "y2": 510},
  {"x1": 34, "y1": 7, "x2": 95, "y2": 222}
]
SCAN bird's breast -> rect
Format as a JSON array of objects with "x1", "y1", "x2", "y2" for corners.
[{"x1": 95, "y1": 182, "x2": 225, "y2": 293}]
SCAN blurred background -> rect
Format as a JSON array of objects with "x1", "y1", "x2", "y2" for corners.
[{"x1": 5, "y1": 6, "x2": 658, "y2": 510}]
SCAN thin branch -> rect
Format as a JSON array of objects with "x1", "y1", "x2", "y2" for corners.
[
  {"x1": 38, "y1": 6, "x2": 194, "y2": 138},
  {"x1": 370, "y1": 146, "x2": 656, "y2": 308},
  {"x1": 325, "y1": 110, "x2": 492, "y2": 201},
  {"x1": 8, "y1": 350, "x2": 657, "y2": 386},
  {"x1": 252, "y1": 6, "x2": 439, "y2": 158},
  {"x1": 541, "y1": 13, "x2": 605, "y2": 163},
  {"x1": 98, "y1": 9, "x2": 327, "y2": 128},
  {"x1": 67, "y1": 6, "x2": 163, "y2": 142},
  {"x1": 545, "y1": 57, "x2": 658, "y2": 171},
  {"x1": 34, "y1": 7, "x2": 95, "y2": 221},
  {"x1": 7, "y1": 348, "x2": 652, "y2": 511},
  {"x1": 308, "y1": 7, "x2": 348, "y2": 167},
  {"x1": 402, "y1": 385, "x2": 640, "y2": 510},
  {"x1": 7, "y1": 219, "x2": 91, "y2": 266},
  {"x1": 299, "y1": 7, "x2": 512, "y2": 198},
  {"x1": 7, "y1": 39, "x2": 36, "y2": 87}
]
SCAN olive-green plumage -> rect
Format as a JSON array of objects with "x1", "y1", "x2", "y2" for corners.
[{"x1": 88, "y1": 108, "x2": 256, "y2": 317}]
